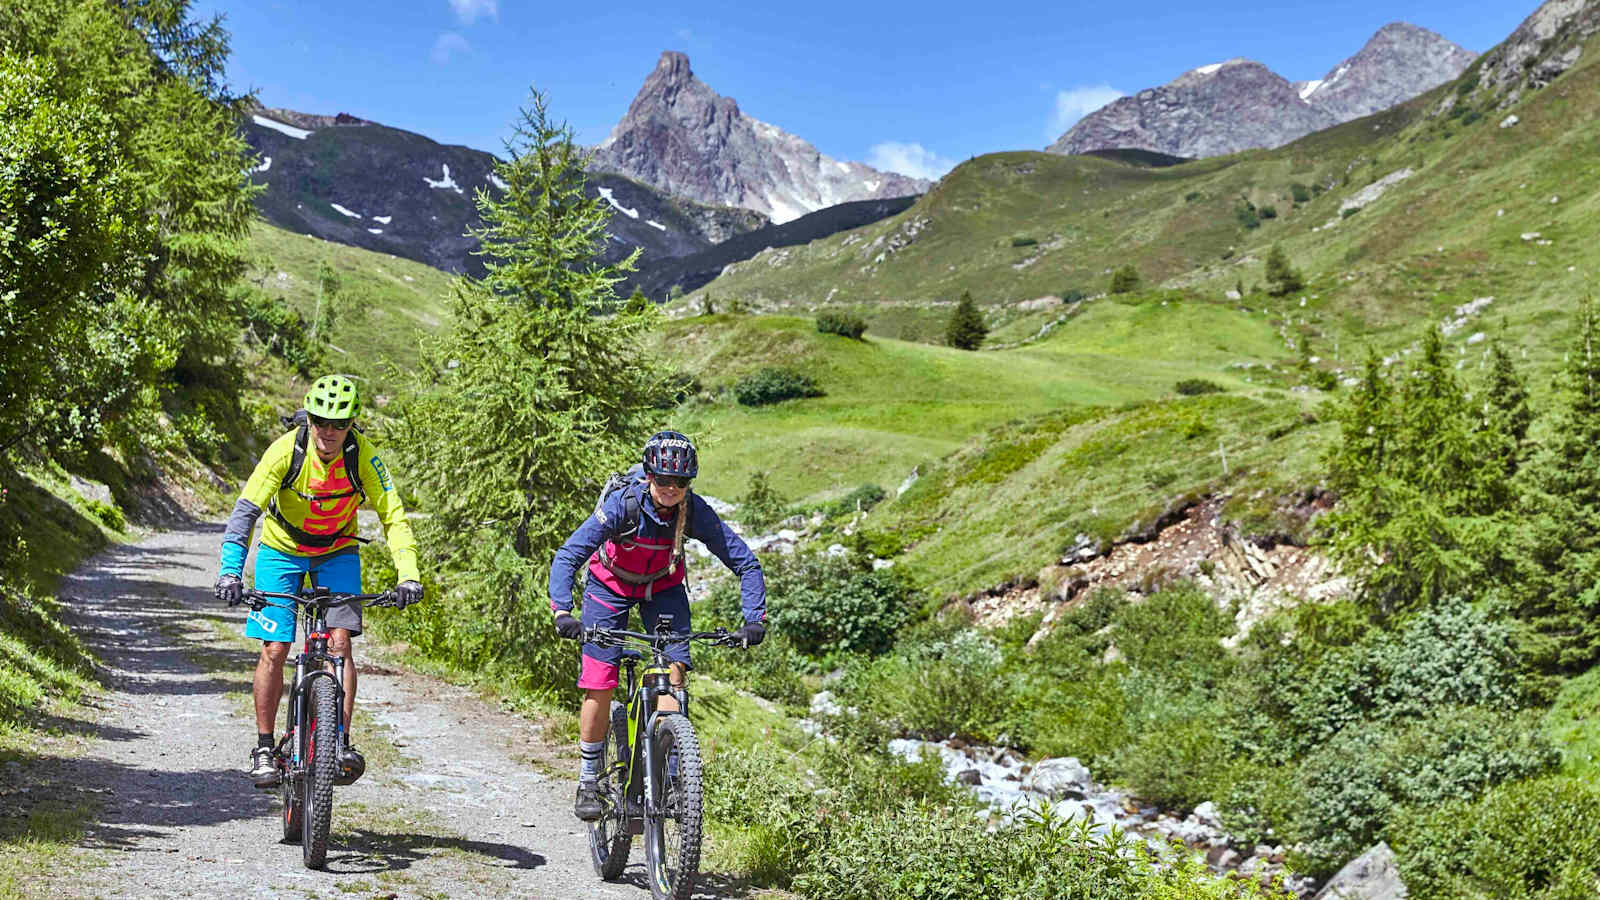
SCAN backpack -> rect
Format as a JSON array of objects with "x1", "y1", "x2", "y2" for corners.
[
  {"x1": 593, "y1": 463, "x2": 650, "y2": 542},
  {"x1": 267, "y1": 408, "x2": 369, "y2": 548}
]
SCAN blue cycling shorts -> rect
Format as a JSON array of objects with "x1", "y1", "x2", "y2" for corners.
[{"x1": 244, "y1": 545, "x2": 363, "y2": 643}]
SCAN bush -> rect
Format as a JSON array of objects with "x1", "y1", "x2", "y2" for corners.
[
  {"x1": 655, "y1": 370, "x2": 701, "y2": 408},
  {"x1": 767, "y1": 552, "x2": 914, "y2": 658},
  {"x1": 733, "y1": 368, "x2": 825, "y2": 406},
  {"x1": 1341, "y1": 206, "x2": 1360, "y2": 218},
  {"x1": 1258, "y1": 205, "x2": 1278, "y2": 220},
  {"x1": 821, "y1": 483, "x2": 888, "y2": 519},
  {"x1": 1175, "y1": 378, "x2": 1225, "y2": 396},
  {"x1": 1236, "y1": 203, "x2": 1261, "y2": 229},
  {"x1": 1010, "y1": 235, "x2": 1037, "y2": 247},
  {"x1": 1184, "y1": 190, "x2": 1203, "y2": 202},
  {"x1": 816, "y1": 311, "x2": 867, "y2": 339},
  {"x1": 738, "y1": 470, "x2": 789, "y2": 531},
  {"x1": 1290, "y1": 183, "x2": 1311, "y2": 203},
  {"x1": 1108, "y1": 265, "x2": 1141, "y2": 294},
  {"x1": 1060, "y1": 289, "x2": 1086, "y2": 303},
  {"x1": 834, "y1": 628, "x2": 1009, "y2": 741},
  {"x1": 1393, "y1": 775, "x2": 1600, "y2": 899}
]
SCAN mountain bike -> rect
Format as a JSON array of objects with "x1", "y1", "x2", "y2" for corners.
[
  {"x1": 234, "y1": 585, "x2": 402, "y2": 869},
  {"x1": 583, "y1": 616, "x2": 743, "y2": 900}
]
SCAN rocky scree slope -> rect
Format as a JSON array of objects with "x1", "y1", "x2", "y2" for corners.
[
  {"x1": 589, "y1": 51, "x2": 929, "y2": 224},
  {"x1": 1049, "y1": 22, "x2": 1474, "y2": 158},
  {"x1": 242, "y1": 105, "x2": 767, "y2": 285}
]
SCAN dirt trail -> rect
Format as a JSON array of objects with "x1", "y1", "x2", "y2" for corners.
[{"x1": 21, "y1": 523, "x2": 754, "y2": 899}]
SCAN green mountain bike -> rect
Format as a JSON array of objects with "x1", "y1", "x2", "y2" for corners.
[{"x1": 584, "y1": 616, "x2": 742, "y2": 900}]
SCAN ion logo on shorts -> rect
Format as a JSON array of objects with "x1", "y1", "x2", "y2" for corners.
[{"x1": 247, "y1": 608, "x2": 280, "y2": 634}]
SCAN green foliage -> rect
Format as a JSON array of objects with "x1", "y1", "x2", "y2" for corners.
[
  {"x1": 1286, "y1": 707, "x2": 1558, "y2": 877},
  {"x1": 1511, "y1": 297, "x2": 1600, "y2": 671},
  {"x1": 1010, "y1": 235, "x2": 1038, "y2": 247},
  {"x1": 1321, "y1": 337, "x2": 1517, "y2": 615},
  {"x1": 1175, "y1": 379, "x2": 1225, "y2": 396},
  {"x1": 1108, "y1": 265, "x2": 1141, "y2": 295},
  {"x1": 816, "y1": 311, "x2": 868, "y2": 339},
  {"x1": 1393, "y1": 775, "x2": 1600, "y2": 899},
  {"x1": 944, "y1": 291, "x2": 988, "y2": 350},
  {"x1": 763, "y1": 551, "x2": 914, "y2": 658},
  {"x1": 0, "y1": 0, "x2": 256, "y2": 460},
  {"x1": 1264, "y1": 245, "x2": 1304, "y2": 297},
  {"x1": 620, "y1": 287, "x2": 652, "y2": 315},
  {"x1": 0, "y1": 575, "x2": 94, "y2": 727},
  {"x1": 1340, "y1": 206, "x2": 1359, "y2": 218},
  {"x1": 821, "y1": 483, "x2": 888, "y2": 519},
  {"x1": 1060, "y1": 289, "x2": 1087, "y2": 303},
  {"x1": 732, "y1": 367, "x2": 825, "y2": 406},
  {"x1": 1289, "y1": 183, "x2": 1311, "y2": 203},
  {"x1": 1258, "y1": 205, "x2": 1278, "y2": 220},
  {"x1": 737, "y1": 470, "x2": 788, "y2": 531},
  {"x1": 833, "y1": 622, "x2": 1007, "y2": 741},
  {"x1": 388, "y1": 91, "x2": 663, "y2": 700},
  {"x1": 1236, "y1": 202, "x2": 1261, "y2": 229},
  {"x1": 238, "y1": 287, "x2": 320, "y2": 375}
]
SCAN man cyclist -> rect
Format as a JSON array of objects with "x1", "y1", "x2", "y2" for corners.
[
  {"x1": 212, "y1": 374, "x2": 424, "y2": 788},
  {"x1": 549, "y1": 430, "x2": 766, "y2": 821}
]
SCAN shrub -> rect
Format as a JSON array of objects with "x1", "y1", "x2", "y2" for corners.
[
  {"x1": 1184, "y1": 190, "x2": 1202, "y2": 202},
  {"x1": 1258, "y1": 205, "x2": 1278, "y2": 220},
  {"x1": 690, "y1": 628, "x2": 813, "y2": 710},
  {"x1": 1108, "y1": 265, "x2": 1141, "y2": 294},
  {"x1": 1236, "y1": 203, "x2": 1261, "y2": 229},
  {"x1": 834, "y1": 628, "x2": 1008, "y2": 740},
  {"x1": 1341, "y1": 206, "x2": 1360, "y2": 218},
  {"x1": 738, "y1": 470, "x2": 789, "y2": 531},
  {"x1": 1393, "y1": 775, "x2": 1600, "y2": 899},
  {"x1": 1290, "y1": 183, "x2": 1311, "y2": 203},
  {"x1": 1175, "y1": 378, "x2": 1225, "y2": 396},
  {"x1": 733, "y1": 368, "x2": 825, "y2": 406},
  {"x1": 1010, "y1": 235, "x2": 1037, "y2": 247},
  {"x1": 816, "y1": 311, "x2": 867, "y2": 339},
  {"x1": 768, "y1": 552, "x2": 914, "y2": 658},
  {"x1": 655, "y1": 371, "x2": 701, "y2": 408},
  {"x1": 1060, "y1": 289, "x2": 1086, "y2": 303},
  {"x1": 821, "y1": 483, "x2": 887, "y2": 519},
  {"x1": 1265, "y1": 244, "x2": 1304, "y2": 296}
]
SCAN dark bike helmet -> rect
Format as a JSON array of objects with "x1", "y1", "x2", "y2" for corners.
[{"x1": 642, "y1": 431, "x2": 698, "y2": 478}]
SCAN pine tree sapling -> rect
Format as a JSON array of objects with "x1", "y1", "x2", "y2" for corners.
[
  {"x1": 945, "y1": 291, "x2": 988, "y2": 350},
  {"x1": 1109, "y1": 265, "x2": 1141, "y2": 295},
  {"x1": 1265, "y1": 244, "x2": 1304, "y2": 297}
]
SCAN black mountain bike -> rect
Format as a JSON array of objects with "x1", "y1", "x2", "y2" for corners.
[
  {"x1": 235, "y1": 585, "x2": 401, "y2": 869},
  {"x1": 583, "y1": 616, "x2": 743, "y2": 900}
]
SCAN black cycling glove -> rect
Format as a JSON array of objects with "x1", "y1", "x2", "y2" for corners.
[
  {"x1": 395, "y1": 580, "x2": 424, "y2": 608},
  {"x1": 734, "y1": 621, "x2": 766, "y2": 648},
  {"x1": 554, "y1": 612, "x2": 583, "y2": 640},
  {"x1": 215, "y1": 573, "x2": 242, "y2": 607}
]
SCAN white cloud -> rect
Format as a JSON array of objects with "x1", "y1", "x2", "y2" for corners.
[
  {"x1": 867, "y1": 142, "x2": 955, "y2": 181},
  {"x1": 448, "y1": 0, "x2": 497, "y2": 25},
  {"x1": 431, "y1": 32, "x2": 471, "y2": 64},
  {"x1": 1051, "y1": 85, "x2": 1123, "y2": 135}
]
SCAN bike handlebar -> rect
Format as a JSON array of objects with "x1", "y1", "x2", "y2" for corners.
[
  {"x1": 582, "y1": 626, "x2": 741, "y2": 649},
  {"x1": 237, "y1": 588, "x2": 399, "y2": 612}
]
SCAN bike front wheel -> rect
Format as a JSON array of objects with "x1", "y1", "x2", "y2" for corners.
[
  {"x1": 301, "y1": 677, "x2": 339, "y2": 869},
  {"x1": 589, "y1": 700, "x2": 632, "y2": 880},
  {"x1": 646, "y1": 713, "x2": 703, "y2": 900}
]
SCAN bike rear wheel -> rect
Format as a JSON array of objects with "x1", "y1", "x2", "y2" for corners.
[
  {"x1": 646, "y1": 714, "x2": 703, "y2": 900},
  {"x1": 589, "y1": 700, "x2": 632, "y2": 880},
  {"x1": 301, "y1": 677, "x2": 339, "y2": 869}
]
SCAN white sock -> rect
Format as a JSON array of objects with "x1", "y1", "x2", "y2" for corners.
[{"x1": 579, "y1": 739, "x2": 605, "y2": 784}]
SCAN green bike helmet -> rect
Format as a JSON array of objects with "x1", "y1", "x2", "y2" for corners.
[{"x1": 304, "y1": 374, "x2": 361, "y2": 420}]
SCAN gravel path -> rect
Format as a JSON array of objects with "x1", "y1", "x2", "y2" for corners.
[{"x1": 24, "y1": 523, "x2": 758, "y2": 899}]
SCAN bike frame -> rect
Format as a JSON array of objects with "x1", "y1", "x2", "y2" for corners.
[{"x1": 593, "y1": 621, "x2": 730, "y2": 828}]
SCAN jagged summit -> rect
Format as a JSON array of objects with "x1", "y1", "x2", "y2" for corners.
[
  {"x1": 1048, "y1": 22, "x2": 1476, "y2": 159},
  {"x1": 590, "y1": 51, "x2": 928, "y2": 223}
]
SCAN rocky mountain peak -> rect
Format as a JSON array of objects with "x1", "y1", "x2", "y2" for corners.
[
  {"x1": 1049, "y1": 22, "x2": 1475, "y2": 160},
  {"x1": 590, "y1": 51, "x2": 928, "y2": 223}
]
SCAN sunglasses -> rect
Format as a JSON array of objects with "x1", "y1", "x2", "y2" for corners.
[
  {"x1": 652, "y1": 475, "x2": 692, "y2": 489},
  {"x1": 308, "y1": 415, "x2": 352, "y2": 430}
]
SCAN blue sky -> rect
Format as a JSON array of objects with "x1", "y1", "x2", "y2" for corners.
[{"x1": 195, "y1": 0, "x2": 1536, "y2": 179}]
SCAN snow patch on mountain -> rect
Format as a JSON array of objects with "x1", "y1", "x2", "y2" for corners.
[{"x1": 252, "y1": 115, "x2": 310, "y2": 140}]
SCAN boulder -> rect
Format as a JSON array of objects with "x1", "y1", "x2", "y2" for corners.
[
  {"x1": 1312, "y1": 842, "x2": 1407, "y2": 900},
  {"x1": 1021, "y1": 757, "x2": 1092, "y2": 799}
]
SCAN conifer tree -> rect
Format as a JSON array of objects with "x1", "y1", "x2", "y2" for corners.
[
  {"x1": 1109, "y1": 265, "x2": 1141, "y2": 294},
  {"x1": 945, "y1": 291, "x2": 987, "y2": 350},
  {"x1": 394, "y1": 90, "x2": 665, "y2": 691},
  {"x1": 1480, "y1": 341, "x2": 1532, "y2": 477},
  {"x1": 1265, "y1": 244, "x2": 1304, "y2": 296},
  {"x1": 1322, "y1": 331, "x2": 1514, "y2": 615},
  {"x1": 1514, "y1": 297, "x2": 1600, "y2": 670}
]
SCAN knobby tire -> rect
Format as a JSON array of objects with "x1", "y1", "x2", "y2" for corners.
[
  {"x1": 302, "y1": 678, "x2": 339, "y2": 869},
  {"x1": 589, "y1": 700, "x2": 632, "y2": 880},
  {"x1": 647, "y1": 714, "x2": 703, "y2": 900}
]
